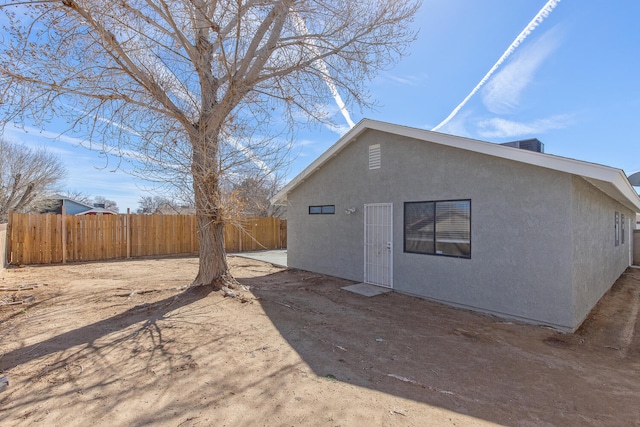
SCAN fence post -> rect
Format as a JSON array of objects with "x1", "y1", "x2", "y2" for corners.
[
  {"x1": 61, "y1": 205, "x2": 67, "y2": 263},
  {"x1": 5, "y1": 212, "x2": 11, "y2": 266},
  {"x1": 0, "y1": 221, "x2": 7, "y2": 268},
  {"x1": 126, "y1": 208, "x2": 131, "y2": 259}
]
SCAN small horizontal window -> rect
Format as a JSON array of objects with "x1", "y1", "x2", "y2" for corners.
[{"x1": 309, "y1": 205, "x2": 335, "y2": 215}]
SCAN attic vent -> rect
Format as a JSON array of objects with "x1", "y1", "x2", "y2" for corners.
[{"x1": 369, "y1": 144, "x2": 381, "y2": 169}]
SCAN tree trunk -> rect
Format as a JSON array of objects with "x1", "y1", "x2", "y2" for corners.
[
  {"x1": 190, "y1": 130, "x2": 233, "y2": 289},
  {"x1": 192, "y1": 211, "x2": 230, "y2": 288}
]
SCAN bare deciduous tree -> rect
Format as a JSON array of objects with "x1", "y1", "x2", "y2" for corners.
[
  {"x1": 227, "y1": 176, "x2": 283, "y2": 218},
  {"x1": 0, "y1": 139, "x2": 66, "y2": 222},
  {"x1": 0, "y1": 0, "x2": 419, "y2": 289},
  {"x1": 93, "y1": 196, "x2": 119, "y2": 213},
  {"x1": 138, "y1": 195, "x2": 176, "y2": 214},
  {"x1": 58, "y1": 190, "x2": 93, "y2": 205}
]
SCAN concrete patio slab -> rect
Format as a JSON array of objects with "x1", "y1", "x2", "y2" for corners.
[
  {"x1": 233, "y1": 249, "x2": 287, "y2": 267},
  {"x1": 341, "y1": 283, "x2": 392, "y2": 297}
]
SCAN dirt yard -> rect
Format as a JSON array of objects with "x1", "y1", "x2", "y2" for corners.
[{"x1": 1, "y1": 256, "x2": 639, "y2": 426}]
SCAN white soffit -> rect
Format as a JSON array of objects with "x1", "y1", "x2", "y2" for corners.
[{"x1": 272, "y1": 119, "x2": 640, "y2": 212}]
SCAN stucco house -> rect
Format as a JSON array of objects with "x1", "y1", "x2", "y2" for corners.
[{"x1": 272, "y1": 119, "x2": 640, "y2": 332}]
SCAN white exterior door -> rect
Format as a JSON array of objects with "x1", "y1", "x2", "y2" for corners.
[{"x1": 364, "y1": 203, "x2": 393, "y2": 288}]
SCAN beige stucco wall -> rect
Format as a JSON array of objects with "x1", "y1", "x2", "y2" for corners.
[{"x1": 571, "y1": 176, "x2": 635, "y2": 328}]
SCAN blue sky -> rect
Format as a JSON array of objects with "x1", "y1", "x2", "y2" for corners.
[{"x1": 4, "y1": 0, "x2": 640, "y2": 211}]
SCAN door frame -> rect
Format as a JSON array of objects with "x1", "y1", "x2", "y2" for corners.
[{"x1": 363, "y1": 203, "x2": 393, "y2": 288}]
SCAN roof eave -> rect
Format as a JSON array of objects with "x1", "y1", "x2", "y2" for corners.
[
  {"x1": 271, "y1": 120, "x2": 373, "y2": 205},
  {"x1": 271, "y1": 119, "x2": 640, "y2": 212}
]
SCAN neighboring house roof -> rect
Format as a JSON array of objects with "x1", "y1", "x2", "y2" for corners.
[
  {"x1": 76, "y1": 206, "x2": 116, "y2": 215},
  {"x1": 44, "y1": 196, "x2": 117, "y2": 215},
  {"x1": 272, "y1": 119, "x2": 640, "y2": 212}
]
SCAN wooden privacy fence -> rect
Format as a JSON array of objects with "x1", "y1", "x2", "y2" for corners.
[{"x1": 5, "y1": 212, "x2": 286, "y2": 266}]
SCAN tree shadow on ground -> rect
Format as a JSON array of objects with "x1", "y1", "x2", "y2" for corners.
[
  {"x1": 1, "y1": 286, "x2": 214, "y2": 373},
  {"x1": 3, "y1": 261, "x2": 639, "y2": 426},
  {"x1": 1, "y1": 280, "x2": 330, "y2": 426},
  {"x1": 241, "y1": 267, "x2": 640, "y2": 426}
]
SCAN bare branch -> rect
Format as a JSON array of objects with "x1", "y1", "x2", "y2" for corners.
[
  {"x1": 0, "y1": 139, "x2": 66, "y2": 222},
  {"x1": 0, "y1": 0, "x2": 420, "y2": 286}
]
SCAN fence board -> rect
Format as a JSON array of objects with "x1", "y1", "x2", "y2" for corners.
[
  {"x1": 5, "y1": 213, "x2": 286, "y2": 265},
  {"x1": 0, "y1": 223, "x2": 7, "y2": 268}
]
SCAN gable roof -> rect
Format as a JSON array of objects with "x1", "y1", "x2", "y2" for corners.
[
  {"x1": 47, "y1": 196, "x2": 118, "y2": 215},
  {"x1": 59, "y1": 197, "x2": 94, "y2": 210},
  {"x1": 49, "y1": 195, "x2": 93, "y2": 208},
  {"x1": 272, "y1": 119, "x2": 640, "y2": 212}
]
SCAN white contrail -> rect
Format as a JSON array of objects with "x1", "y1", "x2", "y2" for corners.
[
  {"x1": 290, "y1": 12, "x2": 355, "y2": 129},
  {"x1": 431, "y1": 0, "x2": 561, "y2": 132}
]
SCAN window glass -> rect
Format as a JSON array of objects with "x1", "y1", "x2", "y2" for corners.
[
  {"x1": 405, "y1": 202, "x2": 435, "y2": 254},
  {"x1": 309, "y1": 205, "x2": 335, "y2": 215},
  {"x1": 435, "y1": 201, "x2": 471, "y2": 257},
  {"x1": 405, "y1": 200, "x2": 470, "y2": 258}
]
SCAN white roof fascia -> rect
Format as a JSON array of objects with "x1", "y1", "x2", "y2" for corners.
[
  {"x1": 272, "y1": 119, "x2": 640, "y2": 212},
  {"x1": 271, "y1": 122, "x2": 370, "y2": 205}
]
